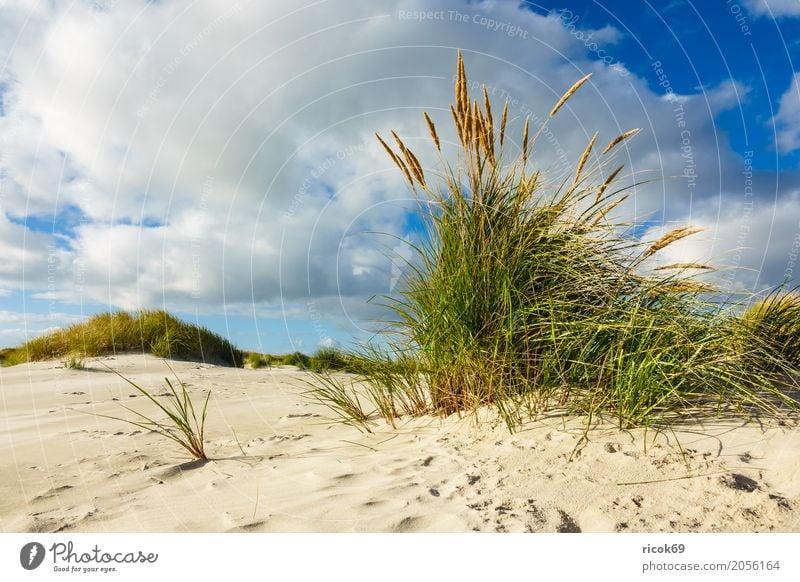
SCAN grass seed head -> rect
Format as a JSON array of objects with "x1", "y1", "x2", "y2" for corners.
[
  {"x1": 549, "y1": 72, "x2": 592, "y2": 118},
  {"x1": 602, "y1": 128, "x2": 640, "y2": 155},
  {"x1": 574, "y1": 131, "x2": 598, "y2": 183},
  {"x1": 499, "y1": 100, "x2": 509, "y2": 147},
  {"x1": 644, "y1": 226, "x2": 704, "y2": 258},
  {"x1": 424, "y1": 112, "x2": 441, "y2": 151}
]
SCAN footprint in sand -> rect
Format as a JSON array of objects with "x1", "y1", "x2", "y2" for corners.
[
  {"x1": 556, "y1": 510, "x2": 581, "y2": 533},
  {"x1": 721, "y1": 473, "x2": 759, "y2": 492},
  {"x1": 392, "y1": 516, "x2": 422, "y2": 532},
  {"x1": 268, "y1": 434, "x2": 310, "y2": 442},
  {"x1": 32, "y1": 485, "x2": 73, "y2": 502}
]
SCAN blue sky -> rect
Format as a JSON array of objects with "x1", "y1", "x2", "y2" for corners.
[
  {"x1": 526, "y1": 0, "x2": 800, "y2": 168},
  {"x1": 0, "y1": 0, "x2": 799, "y2": 353}
]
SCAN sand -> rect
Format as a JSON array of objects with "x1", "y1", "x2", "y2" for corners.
[{"x1": 1, "y1": 354, "x2": 798, "y2": 533}]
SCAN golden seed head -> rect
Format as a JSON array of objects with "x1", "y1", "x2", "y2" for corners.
[
  {"x1": 650, "y1": 281, "x2": 715, "y2": 296},
  {"x1": 482, "y1": 86, "x2": 493, "y2": 134},
  {"x1": 499, "y1": 100, "x2": 509, "y2": 147},
  {"x1": 644, "y1": 226, "x2": 704, "y2": 258},
  {"x1": 594, "y1": 164, "x2": 625, "y2": 203},
  {"x1": 654, "y1": 263, "x2": 713, "y2": 271},
  {"x1": 404, "y1": 147, "x2": 426, "y2": 188},
  {"x1": 450, "y1": 104, "x2": 465, "y2": 146},
  {"x1": 549, "y1": 73, "x2": 592, "y2": 118},
  {"x1": 591, "y1": 194, "x2": 629, "y2": 226},
  {"x1": 522, "y1": 115, "x2": 530, "y2": 165},
  {"x1": 376, "y1": 133, "x2": 415, "y2": 187},
  {"x1": 457, "y1": 50, "x2": 468, "y2": 120},
  {"x1": 602, "y1": 128, "x2": 640, "y2": 155},
  {"x1": 574, "y1": 131, "x2": 598, "y2": 183},
  {"x1": 424, "y1": 112, "x2": 441, "y2": 151}
]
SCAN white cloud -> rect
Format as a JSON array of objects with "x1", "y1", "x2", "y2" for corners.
[
  {"x1": 643, "y1": 192, "x2": 800, "y2": 293},
  {"x1": 744, "y1": 0, "x2": 800, "y2": 18},
  {"x1": 772, "y1": 72, "x2": 800, "y2": 153},
  {"x1": 0, "y1": 0, "x2": 796, "y2": 335},
  {"x1": 0, "y1": 310, "x2": 82, "y2": 346}
]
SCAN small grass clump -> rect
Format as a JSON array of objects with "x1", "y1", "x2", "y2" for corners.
[
  {"x1": 309, "y1": 347, "x2": 355, "y2": 373},
  {"x1": 245, "y1": 352, "x2": 273, "y2": 369},
  {"x1": 283, "y1": 351, "x2": 310, "y2": 369},
  {"x1": 2, "y1": 310, "x2": 244, "y2": 367},
  {"x1": 308, "y1": 51, "x2": 799, "y2": 433},
  {"x1": 100, "y1": 364, "x2": 211, "y2": 461},
  {"x1": 0, "y1": 347, "x2": 14, "y2": 366},
  {"x1": 737, "y1": 289, "x2": 800, "y2": 369},
  {"x1": 62, "y1": 353, "x2": 86, "y2": 370}
]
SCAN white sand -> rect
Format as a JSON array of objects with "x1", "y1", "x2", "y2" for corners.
[{"x1": 1, "y1": 354, "x2": 798, "y2": 532}]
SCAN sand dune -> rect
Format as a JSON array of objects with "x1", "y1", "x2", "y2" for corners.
[{"x1": 1, "y1": 354, "x2": 798, "y2": 533}]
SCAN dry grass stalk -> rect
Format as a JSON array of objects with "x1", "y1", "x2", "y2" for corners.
[
  {"x1": 650, "y1": 281, "x2": 716, "y2": 296},
  {"x1": 574, "y1": 131, "x2": 598, "y2": 183},
  {"x1": 654, "y1": 263, "x2": 713, "y2": 271},
  {"x1": 590, "y1": 194, "x2": 629, "y2": 226},
  {"x1": 522, "y1": 115, "x2": 530, "y2": 165},
  {"x1": 483, "y1": 86, "x2": 494, "y2": 137},
  {"x1": 405, "y1": 147, "x2": 426, "y2": 187},
  {"x1": 602, "y1": 128, "x2": 640, "y2": 155},
  {"x1": 456, "y1": 50, "x2": 468, "y2": 120},
  {"x1": 424, "y1": 112, "x2": 440, "y2": 151},
  {"x1": 549, "y1": 73, "x2": 592, "y2": 117},
  {"x1": 450, "y1": 105, "x2": 464, "y2": 146},
  {"x1": 376, "y1": 132, "x2": 401, "y2": 165},
  {"x1": 499, "y1": 100, "x2": 509, "y2": 147},
  {"x1": 478, "y1": 120, "x2": 489, "y2": 156},
  {"x1": 644, "y1": 226, "x2": 704, "y2": 258},
  {"x1": 472, "y1": 100, "x2": 481, "y2": 148},
  {"x1": 594, "y1": 164, "x2": 624, "y2": 203},
  {"x1": 391, "y1": 130, "x2": 408, "y2": 155},
  {"x1": 376, "y1": 132, "x2": 415, "y2": 186}
]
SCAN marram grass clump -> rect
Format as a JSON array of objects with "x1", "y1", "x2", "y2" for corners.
[
  {"x1": 2, "y1": 310, "x2": 244, "y2": 367},
  {"x1": 310, "y1": 51, "x2": 800, "y2": 433},
  {"x1": 62, "y1": 353, "x2": 86, "y2": 370},
  {"x1": 99, "y1": 364, "x2": 211, "y2": 461},
  {"x1": 737, "y1": 289, "x2": 800, "y2": 369}
]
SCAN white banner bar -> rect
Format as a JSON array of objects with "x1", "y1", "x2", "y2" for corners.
[{"x1": 1, "y1": 533, "x2": 799, "y2": 581}]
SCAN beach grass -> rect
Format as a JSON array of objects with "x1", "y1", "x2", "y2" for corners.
[
  {"x1": 309, "y1": 347, "x2": 357, "y2": 372},
  {"x1": 62, "y1": 353, "x2": 86, "y2": 370},
  {"x1": 284, "y1": 351, "x2": 310, "y2": 369},
  {"x1": 308, "y1": 51, "x2": 800, "y2": 432},
  {"x1": 244, "y1": 348, "x2": 358, "y2": 372},
  {"x1": 245, "y1": 352, "x2": 272, "y2": 369},
  {"x1": 99, "y1": 364, "x2": 211, "y2": 460},
  {"x1": 737, "y1": 289, "x2": 800, "y2": 369},
  {"x1": 2, "y1": 310, "x2": 244, "y2": 367}
]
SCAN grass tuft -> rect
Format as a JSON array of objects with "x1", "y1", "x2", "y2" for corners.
[
  {"x1": 309, "y1": 347, "x2": 356, "y2": 373},
  {"x1": 62, "y1": 353, "x2": 86, "y2": 370},
  {"x1": 284, "y1": 351, "x2": 310, "y2": 369},
  {"x1": 98, "y1": 364, "x2": 211, "y2": 461},
  {"x1": 245, "y1": 352, "x2": 273, "y2": 369},
  {"x1": 308, "y1": 51, "x2": 800, "y2": 433},
  {"x1": 737, "y1": 289, "x2": 800, "y2": 369},
  {"x1": 2, "y1": 310, "x2": 243, "y2": 367}
]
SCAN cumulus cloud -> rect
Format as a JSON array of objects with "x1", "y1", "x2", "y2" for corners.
[
  {"x1": 0, "y1": 309, "x2": 81, "y2": 344},
  {"x1": 743, "y1": 0, "x2": 800, "y2": 18},
  {"x1": 0, "y1": 0, "x2": 796, "y2": 337},
  {"x1": 772, "y1": 72, "x2": 800, "y2": 154},
  {"x1": 643, "y1": 190, "x2": 800, "y2": 293}
]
